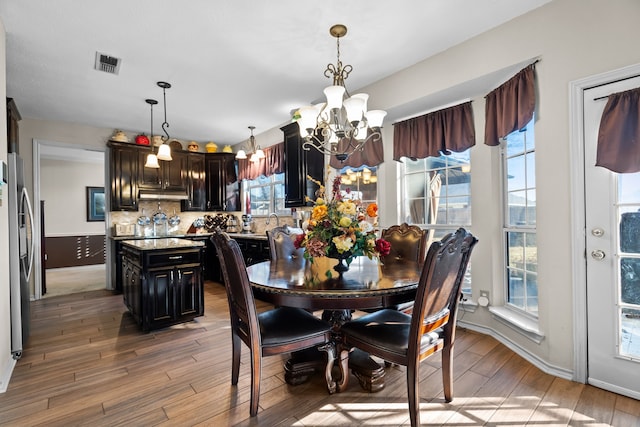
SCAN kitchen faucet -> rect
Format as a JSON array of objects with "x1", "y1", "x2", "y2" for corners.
[{"x1": 266, "y1": 213, "x2": 279, "y2": 227}]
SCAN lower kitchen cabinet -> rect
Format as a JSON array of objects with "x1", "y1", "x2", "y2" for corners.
[
  {"x1": 234, "y1": 237, "x2": 270, "y2": 266},
  {"x1": 121, "y1": 240, "x2": 204, "y2": 332}
]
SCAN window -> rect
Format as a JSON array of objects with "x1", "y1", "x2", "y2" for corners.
[
  {"x1": 402, "y1": 150, "x2": 471, "y2": 232},
  {"x1": 335, "y1": 166, "x2": 378, "y2": 206},
  {"x1": 503, "y1": 118, "x2": 537, "y2": 316},
  {"x1": 401, "y1": 149, "x2": 472, "y2": 293},
  {"x1": 244, "y1": 173, "x2": 289, "y2": 216}
]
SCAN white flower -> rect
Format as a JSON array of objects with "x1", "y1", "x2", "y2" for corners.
[{"x1": 359, "y1": 221, "x2": 373, "y2": 233}]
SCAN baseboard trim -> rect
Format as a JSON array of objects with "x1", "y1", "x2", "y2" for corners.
[
  {"x1": 458, "y1": 319, "x2": 575, "y2": 382},
  {"x1": 0, "y1": 357, "x2": 17, "y2": 393}
]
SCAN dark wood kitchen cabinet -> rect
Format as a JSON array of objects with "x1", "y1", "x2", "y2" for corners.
[
  {"x1": 109, "y1": 141, "x2": 139, "y2": 211},
  {"x1": 205, "y1": 153, "x2": 239, "y2": 211},
  {"x1": 281, "y1": 122, "x2": 324, "y2": 207},
  {"x1": 138, "y1": 147, "x2": 188, "y2": 193},
  {"x1": 121, "y1": 240, "x2": 204, "y2": 332},
  {"x1": 234, "y1": 237, "x2": 270, "y2": 266},
  {"x1": 181, "y1": 152, "x2": 207, "y2": 211}
]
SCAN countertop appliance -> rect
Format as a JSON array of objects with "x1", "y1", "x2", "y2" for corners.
[{"x1": 8, "y1": 153, "x2": 34, "y2": 360}]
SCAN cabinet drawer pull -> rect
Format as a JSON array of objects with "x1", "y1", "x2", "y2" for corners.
[{"x1": 169, "y1": 255, "x2": 183, "y2": 260}]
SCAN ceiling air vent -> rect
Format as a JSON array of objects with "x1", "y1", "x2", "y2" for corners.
[{"x1": 94, "y1": 52, "x2": 121, "y2": 75}]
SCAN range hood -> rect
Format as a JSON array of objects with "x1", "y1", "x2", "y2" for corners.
[{"x1": 138, "y1": 189, "x2": 189, "y2": 201}]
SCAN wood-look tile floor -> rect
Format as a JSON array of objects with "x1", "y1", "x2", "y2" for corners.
[{"x1": 1, "y1": 281, "x2": 639, "y2": 426}]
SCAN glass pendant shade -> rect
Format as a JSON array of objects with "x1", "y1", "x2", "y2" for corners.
[
  {"x1": 298, "y1": 106, "x2": 319, "y2": 137},
  {"x1": 157, "y1": 143, "x2": 172, "y2": 161},
  {"x1": 324, "y1": 85, "x2": 345, "y2": 110},
  {"x1": 145, "y1": 153, "x2": 160, "y2": 168},
  {"x1": 236, "y1": 149, "x2": 247, "y2": 160},
  {"x1": 351, "y1": 93, "x2": 369, "y2": 111},
  {"x1": 366, "y1": 110, "x2": 387, "y2": 128},
  {"x1": 343, "y1": 96, "x2": 365, "y2": 123},
  {"x1": 256, "y1": 148, "x2": 265, "y2": 159}
]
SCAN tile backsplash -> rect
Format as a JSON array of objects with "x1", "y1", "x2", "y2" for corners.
[{"x1": 110, "y1": 201, "x2": 293, "y2": 237}]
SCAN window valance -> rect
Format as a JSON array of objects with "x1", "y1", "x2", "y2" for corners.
[
  {"x1": 596, "y1": 87, "x2": 640, "y2": 173},
  {"x1": 329, "y1": 133, "x2": 385, "y2": 169},
  {"x1": 392, "y1": 101, "x2": 475, "y2": 161},
  {"x1": 484, "y1": 63, "x2": 537, "y2": 146},
  {"x1": 237, "y1": 142, "x2": 285, "y2": 181}
]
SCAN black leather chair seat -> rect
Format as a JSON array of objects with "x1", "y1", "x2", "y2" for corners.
[
  {"x1": 340, "y1": 309, "x2": 445, "y2": 358},
  {"x1": 259, "y1": 307, "x2": 334, "y2": 348}
]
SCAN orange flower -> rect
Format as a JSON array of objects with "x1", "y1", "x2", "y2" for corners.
[
  {"x1": 312, "y1": 205, "x2": 328, "y2": 221},
  {"x1": 366, "y1": 203, "x2": 378, "y2": 218}
]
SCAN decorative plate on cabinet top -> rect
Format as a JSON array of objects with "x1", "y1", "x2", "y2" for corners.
[
  {"x1": 168, "y1": 139, "x2": 183, "y2": 150},
  {"x1": 111, "y1": 130, "x2": 129, "y2": 142}
]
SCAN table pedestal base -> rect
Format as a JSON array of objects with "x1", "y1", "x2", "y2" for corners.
[
  {"x1": 284, "y1": 347, "x2": 325, "y2": 386},
  {"x1": 349, "y1": 348, "x2": 386, "y2": 393}
]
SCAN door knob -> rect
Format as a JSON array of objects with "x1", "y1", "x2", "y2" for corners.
[
  {"x1": 591, "y1": 228, "x2": 605, "y2": 237},
  {"x1": 591, "y1": 249, "x2": 605, "y2": 260}
]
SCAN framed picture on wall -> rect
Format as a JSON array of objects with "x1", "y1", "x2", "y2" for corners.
[{"x1": 86, "y1": 186, "x2": 105, "y2": 222}]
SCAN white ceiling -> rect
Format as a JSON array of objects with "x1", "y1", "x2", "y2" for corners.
[{"x1": 0, "y1": 0, "x2": 551, "y2": 146}]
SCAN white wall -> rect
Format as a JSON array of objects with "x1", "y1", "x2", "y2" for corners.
[
  {"x1": 0, "y1": 16, "x2": 13, "y2": 391},
  {"x1": 41, "y1": 157, "x2": 105, "y2": 236},
  {"x1": 366, "y1": 0, "x2": 640, "y2": 373}
]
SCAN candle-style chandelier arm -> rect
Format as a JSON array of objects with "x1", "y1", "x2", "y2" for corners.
[{"x1": 301, "y1": 127, "x2": 382, "y2": 162}]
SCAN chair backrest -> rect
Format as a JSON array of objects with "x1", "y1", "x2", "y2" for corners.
[
  {"x1": 211, "y1": 231, "x2": 260, "y2": 346},
  {"x1": 380, "y1": 223, "x2": 428, "y2": 264},
  {"x1": 409, "y1": 228, "x2": 477, "y2": 354},
  {"x1": 267, "y1": 225, "x2": 305, "y2": 261}
]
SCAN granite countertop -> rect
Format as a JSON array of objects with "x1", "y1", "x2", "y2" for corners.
[
  {"x1": 112, "y1": 232, "x2": 268, "y2": 241},
  {"x1": 121, "y1": 238, "x2": 206, "y2": 251}
]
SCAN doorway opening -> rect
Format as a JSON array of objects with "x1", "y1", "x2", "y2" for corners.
[{"x1": 32, "y1": 140, "x2": 107, "y2": 299}]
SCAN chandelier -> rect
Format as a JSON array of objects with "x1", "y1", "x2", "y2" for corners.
[
  {"x1": 296, "y1": 24, "x2": 387, "y2": 162},
  {"x1": 235, "y1": 126, "x2": 265, "y2": 163}
]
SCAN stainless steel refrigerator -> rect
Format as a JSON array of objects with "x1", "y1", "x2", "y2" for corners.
[{"x1": 8, "y1": 153, "x2": 34, "y2": 360}]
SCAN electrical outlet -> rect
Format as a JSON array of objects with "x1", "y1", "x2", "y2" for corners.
[{"x1": 478, "y1": 290, "x2": 490, "y2": 307}]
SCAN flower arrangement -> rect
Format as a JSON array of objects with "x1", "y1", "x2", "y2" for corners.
[{"x1": 293, "y1": 174, "x2": 391, "y2": 271}]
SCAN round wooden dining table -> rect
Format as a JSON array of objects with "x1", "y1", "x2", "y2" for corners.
[
  {"x1": 246, "y1": 256, "x2": 421, "y2": 312},
  {"x1": 246, "y1": 256, "x2": 422, "y2": 392}
]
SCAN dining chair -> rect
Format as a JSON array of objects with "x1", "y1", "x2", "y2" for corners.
[
  {"x1": 337, "y1": 228, "x2": 478, "y2": 427},
  {"x1": 210, "y1": 231, "x2": 335, "y2": 416},
  {"x1": 376, "y1": 223, "x2": 428, "y2": 313},
  {"x1": 380, "y1": 223, "x2": 428, "y2": 265},
  {"x1": 266, "y1": 225, "x2": 305, "y2": 261}
]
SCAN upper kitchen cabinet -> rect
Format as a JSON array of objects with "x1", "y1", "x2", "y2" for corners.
[
  {"x1": 205, "y1": 153, "x2": 239, "y2": 211},
  {"x1": 138, "y1": 147, "x2": 188, "y2": 193},
  {"x1": 109, "y1": 141, "x2": 139, "y2": 211},
  {"x1": 181, "y1": 152, "x2": 207, "y2": 212},
  {"x1": 281, "y1": 122, "x2": 324, "y2": 207}
]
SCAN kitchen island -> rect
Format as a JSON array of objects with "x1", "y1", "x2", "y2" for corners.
[{"x1": 120, "y1": 238, "x2": 205, "y2": 332}]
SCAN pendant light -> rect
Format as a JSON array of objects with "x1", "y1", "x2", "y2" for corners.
[
  {"x1": 235, "y1": 126, "x2": 265, "y2": 163},
  {"x1": 156, "y1": 81, "x2": 173, "y2": 161},
  {"x1": 144, "y1": 98, "x2": 160, "y2": 168}
]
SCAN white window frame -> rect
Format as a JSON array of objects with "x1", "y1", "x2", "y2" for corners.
[
  {"x1": 501, "y1": 118, "x2": 538, "y2": 319},
  {"x1": 243, "y1": 173, "x2": 289, "y2": 216},
  {"x1": 399, "y1": 150, "x2": 472, "y2": 295}
]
